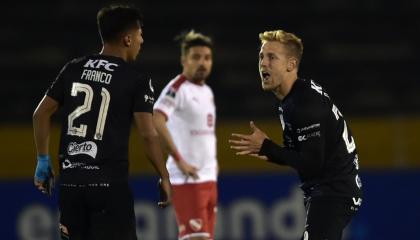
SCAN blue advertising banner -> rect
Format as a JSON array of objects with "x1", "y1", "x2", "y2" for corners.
[{"x1": 2, "y1": 170, "x2": 419, "y2": 240}]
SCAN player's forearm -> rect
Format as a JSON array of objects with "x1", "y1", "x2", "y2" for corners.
[
  {"x1": 134, "y1": 112, "x2": 169, "y2": 178},
  {"x1": 259, "y1": 139, "x2": 293, "y2": 165},
  {"x1": 33, "y1": 110, "x2": 51, "y2": 155},
  {"x1": 142, "y1": 135, "x2": 170, "y2": 179},
  {"x1": 260, "y1": 139, "x2": 324, "y2": 172},
  {"x1": 153, "y1": 114, "x2": 181, "y2": 160}
]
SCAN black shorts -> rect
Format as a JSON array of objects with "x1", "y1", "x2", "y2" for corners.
[
  {"x1": 59, "y1": 182, "x2": 137, "y2": 240},
  {"x1": 302, "y1": 196, "x2": 361, "y2": 240}
]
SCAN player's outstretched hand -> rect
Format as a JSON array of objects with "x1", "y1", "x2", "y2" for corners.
[
  {"x1": 229, "y1": 121, "x2": 269, "y2": 160},
  {"x1": 34, "y1": 155, "x2": 55, "y2": 196},
  {"x1": 158, "y1": 177, "x2": 172, "y2": 208}
]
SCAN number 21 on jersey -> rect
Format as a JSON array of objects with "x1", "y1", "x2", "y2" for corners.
[{"x1": 67, "y1": 82, "x2": 110, "y2": 140}]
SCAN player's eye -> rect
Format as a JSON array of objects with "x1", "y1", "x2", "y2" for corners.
[{"x1": 192, "y1": 54, "x2": 201, "y2": 60}]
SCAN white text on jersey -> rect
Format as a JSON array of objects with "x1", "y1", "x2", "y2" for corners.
[
  {"x1": 81, "y1": 69, "x2": 112, "y2": 84},
  {"x1": 84, "y1": 59, "x2": 118, "y2": 72}
]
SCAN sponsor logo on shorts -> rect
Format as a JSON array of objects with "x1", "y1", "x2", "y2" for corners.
[
  {"x1": 67, "y1": 141, "x2": 97, "y2": 158},
  {"x1": 189, "y1": 218, "x2": 203, "y2": 232}
]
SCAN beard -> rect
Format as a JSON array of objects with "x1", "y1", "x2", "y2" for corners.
[{"x1": 192, "y1": 68, "x2": 209, "y2": 82}]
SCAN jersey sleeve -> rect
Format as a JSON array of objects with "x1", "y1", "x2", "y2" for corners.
[
  {"x1": 153, "y1": 81, "x2": 184, "y2": 118},
  {"x1": 133, "y1": 76, "x2": 155, "y2": 113},
  {"x1": 46, "y1": 63, "x2": 69, "y2": 104},
  {"x1": 259, "y1": 95, "x2": 327, "y2": 176}
]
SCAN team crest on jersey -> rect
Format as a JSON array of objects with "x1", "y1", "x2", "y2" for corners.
[
  {"x1": 165, "y1": 88, "x2": 176, "y2": 98},
  {"x1": 67, "y1": 141, "x2": 97, "y2": 158}
]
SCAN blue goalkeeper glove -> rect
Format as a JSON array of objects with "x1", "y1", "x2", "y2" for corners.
[{"x1": 34, "y1": 154, "x2": 54, "y2": 196}]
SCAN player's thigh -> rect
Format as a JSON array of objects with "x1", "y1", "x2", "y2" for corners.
[
  {"x1": 303, "y1": 197, "x2": 355, "y2": 240},
  {"x1": 59, "y1": 186, "x2": 88, "y2": 240},
  {"x1": 172, "y1": 183, "x2": 212, "y2": 238},
  {"x1": 86, "y1": 183, "x2": 137, "y2": 240},
  {"x1": 206, "y1": 182, "x2": 218, "y2": 238}
]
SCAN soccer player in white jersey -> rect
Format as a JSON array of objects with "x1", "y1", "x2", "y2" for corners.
[{"x1": 153, "y1": 30, "x2": 217, "y2": 240}]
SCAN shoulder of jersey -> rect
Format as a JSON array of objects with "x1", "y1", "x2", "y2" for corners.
[
  {"x1": 165, "y1": 75, "x2": 188, "y2": 97},
  {"x1": 294, "y1": 79, "x2": 327, "y2": 107}
]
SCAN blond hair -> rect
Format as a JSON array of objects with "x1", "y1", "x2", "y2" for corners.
[
  {"x1": 177, "y1": 30, "x2": 213, "y2": 57},
  {"x1": 259, "y1": 30, "x2": 303, "y2": 63}
]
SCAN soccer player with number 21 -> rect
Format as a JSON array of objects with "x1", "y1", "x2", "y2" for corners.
[{"x1": 33, "y1": 5, "x2": 170, "y2": 240}]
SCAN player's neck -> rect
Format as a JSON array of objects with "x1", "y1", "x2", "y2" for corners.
[
  {"x1": 273, "y1": 73, "x2": 298, "y2": 100},
  {"x1": 100, "y1": 45, "x2": 128, "y2": 62},
  {"x1": 188, "y1": 79, "x2": 205, "y2": 86},
  {"x1": 182, "y1": 73, "x2": 205, "y2": 86}
]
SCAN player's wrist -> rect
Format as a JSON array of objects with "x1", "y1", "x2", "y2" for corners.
[
  {"x1": 35, "y1": 154, "x2": 52, "y2": 181},
  {"x1": 172, "y1": 151, "x2": 183, "y2": 162},
  {"x1": 37, "y1": 154, "x2": 51, "y2": 163}
]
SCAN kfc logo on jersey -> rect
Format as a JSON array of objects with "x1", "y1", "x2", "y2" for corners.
[
  {"x1": 67, "y1": 141, "x2": 98, "y2": 158},
  {"x1": 84, "y1": 59, "x2": 118, "y2": 72}
]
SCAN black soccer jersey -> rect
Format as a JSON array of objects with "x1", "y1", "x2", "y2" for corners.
[
  {"x1": 47, "y1": 55, "x2": 155, "y2": 184},
  {"x1": 259, "y1": 78, "x2": 362, "y2": 198}
]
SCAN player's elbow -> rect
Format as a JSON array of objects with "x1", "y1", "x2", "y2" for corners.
[
  {"x1": 140, "y1": 130, "x2": 160, "y2": 143},
  {"x1": 153, "y1": 111, "x2": 167, "y2": 127},
  {"x1": 32, "y1": 108, "x2": 44, "y2": 123}
]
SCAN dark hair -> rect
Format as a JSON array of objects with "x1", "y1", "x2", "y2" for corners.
[
  {"x1": 97, "y1": 5, "x2": 143, "y2": 43},
  {"x1": 176, "y1": 30, "x2": 213, "y2": 56}
]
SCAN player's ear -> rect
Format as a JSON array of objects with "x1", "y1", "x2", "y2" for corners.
[
  {"x1": 180, "y1": 55, "x2": 186, "y2": 67},
  {"x1": 123, "y1": 34, "x2": 132, "y2": 47},
  {"x1": 287, "y1": 58, "x2": 297, "y2": 72}
]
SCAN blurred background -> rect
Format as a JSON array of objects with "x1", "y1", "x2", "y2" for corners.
[{"x1": 1, "y1": 0, "x2": 419, "y2": 239}]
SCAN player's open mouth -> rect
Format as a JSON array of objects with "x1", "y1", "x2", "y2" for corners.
[{"x1": 261, "y1": 71, "x2": 270, "y2": 81}]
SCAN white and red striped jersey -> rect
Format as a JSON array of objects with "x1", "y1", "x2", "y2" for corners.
[{"x1": 154, "y1": 75, "x2": 217, "y2": 184}]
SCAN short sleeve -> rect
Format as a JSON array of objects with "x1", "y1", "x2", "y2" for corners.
[
  {"x1": 153, "y1": 80, "x2": 184, "y2": 118},
  {"x1": 133, "y1": 76, "x2": 155, "y2": 113},
  {"x1": 46, "y1": 63, "x2": 69, "y2": 104}
]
